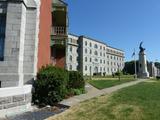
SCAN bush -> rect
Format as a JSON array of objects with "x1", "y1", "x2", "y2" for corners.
[
  {"x1": 115, "y1": 71, "x2": 123, "y2": 76},
  {"x1": 67, "y1": 71, "x2": 85, "y2": 89},
  {"x1": 156, "y1": 76, "x2": 160, "y2": 80},
  {"x1": 32, "y1": 65, "x2": 68, "y2": 106},
  {"x1": 67, "y1": 71, "x2": 85, "y2": 96}
]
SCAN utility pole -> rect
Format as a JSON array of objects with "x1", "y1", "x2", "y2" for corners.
[{"x1": 134, "y1": 49, "x2": 137, "y2": 79}]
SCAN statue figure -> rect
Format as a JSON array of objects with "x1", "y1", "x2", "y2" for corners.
[{"x1": 139, "y1": 41, "x2": 145, "y2": 53}]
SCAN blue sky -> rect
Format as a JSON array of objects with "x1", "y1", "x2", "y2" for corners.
[{"x1": 65, "y1": 0, "x2": 160, "y2": 62}]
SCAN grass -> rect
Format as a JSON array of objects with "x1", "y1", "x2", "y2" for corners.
[
  {"x1": 88, "y1": 75, "x2": 135, "y2": 89},
  {"x1": 48, "y1": 80, "x2": 160, "y2": 120}
]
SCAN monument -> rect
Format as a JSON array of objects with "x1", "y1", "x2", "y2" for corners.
[{"x1": 138, "y1": 42, "x2": 149, "y2": 78}]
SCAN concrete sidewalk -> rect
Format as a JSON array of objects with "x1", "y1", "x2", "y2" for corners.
[{"x1": 60, "y1": 79, "x2": 149, "y2": 107}]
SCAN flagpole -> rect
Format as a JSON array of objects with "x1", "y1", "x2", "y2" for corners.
[{"x1": 134, "y1": 49, "x2": 137, "y2": 79}]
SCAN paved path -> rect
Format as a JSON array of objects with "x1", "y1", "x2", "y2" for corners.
[{"x1": 60, "y1": 79, "x2": 149, "y2": 107}]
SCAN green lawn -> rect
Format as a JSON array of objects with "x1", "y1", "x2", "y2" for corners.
[
  {"x1": 88, "y1": 77, "x2": 135, "y2": 89},
  {"x1": 49, "y1": 80, "x2": 160, "y2": 120}
]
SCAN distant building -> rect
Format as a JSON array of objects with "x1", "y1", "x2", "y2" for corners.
[
  {"x1": 148, "y1": 62, "x2": 160, "y2": 77},
  {"x1": 67, "y1": 34, "x2": 125, "y2": 76}
]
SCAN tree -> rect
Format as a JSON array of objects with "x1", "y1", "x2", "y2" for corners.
[
  {"x1": 123, "y1": 61, "x2": 139, "y2": 75},
  {"x1": 123, "y1": 60, "x2": 151, "y2": 75},
  {"x1": 155, "y1": 62, "x2": 160, "y2": 69}
]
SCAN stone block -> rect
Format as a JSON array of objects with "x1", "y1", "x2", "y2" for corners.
[
  {"x1": 3, "y1": 103, "x2": 17, "y2": 109},
  {"x1": 13, "y1": 95, "x2": 25, "y2": 102},
  {"x1": 0, "y1": 97, "x2": 12, "y2": 105},
  {"x1": 17, "y1": 101, "x2": 26, "y2": 106}
]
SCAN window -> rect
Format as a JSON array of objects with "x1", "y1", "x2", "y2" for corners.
[
  {"x1": 69, "y1": 46, "x2": 72, "y2": 52},
  {"x1": 0, "y1": 14, "x2": 6, "y2": 61},
  {"x1": 94, "y1": 51, "x2": 98, "y2": 55},
  {"x1": 94, "y1": 44, "x2": 98, "y2": 49},
  {"x1": 103, "y1": 53, "x2": 105, "y2": 57},
  {"x1": 69, "y1": 55, "x2": 72, "y2": 61},
  {"x1": 69, "y1": 65, "x2": 72, "y2": 70},
  {"x1": 95, "y1": 58, "x2": 98, "y2": 62},
  {"x1": 85, "y1": 41, "x2": 87, "y2": 46},
  {"x1": 85, "y1": 66, "x2": 87, "y2": 71},
  {"x1": 100, "y1": 46, "x2": 102, "y2": 49},
  {"x1": 103, "y1": 47, "x2": 105, "y2": 50},
  {"x1": 90, "y1": 58, "x2": 92, "y2": 62},
  {"x1": 0, "y1": 81, "x2": 1, "y2": 88},
  {"x1": 100, "y1": 59, "x2": 102, "y2": 63},
  {"x1": 103, "y1": 60, "x2": 105, "y2": 64},
  {"x1": 85, "y1": 48, "x2": 87, "y2": 54},
  {"x1": 90, "y1": 42, "x2": 92, "y2": 47},
  {"x1": 85, "y1": 57, "x2": 87, "y2": 62},
  {"x1": 90, "y1": 49, "x2": 92, "y2": 54},
  {"x1": 100, "y1": 52, "x2": 102, "y2": 56}
]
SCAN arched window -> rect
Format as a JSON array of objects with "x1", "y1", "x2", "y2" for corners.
[
  {"x1": 94, "y1": 51, "x2": 98, "y2": 55},
  {"x1": 90, "y1": 49, "x2": 92, "y2": 54},
  {"x1": 85, "y1": 57, "x2": 87, "y2": 62},
  {"x1": 90, "y1": 42, "x2": 92, "y2": 47},
  {"x1": 69, "y1": 55, "x2": 72, "y2": 61},
  {"x1": 85, "y1": 41, "x2": 87, "y2": 46},
  {"x1": 94, "y1": 44, "x2": 98, "y2": 49},
  {"x1": 90, "y1": 58, "x2": 92, "y2": 62},
  {"x1": 85, "y1": 66, "x2": 87, "y2": 71},
  {"x1": 85, "y1": 48, "x2": 87, "y2": 54}
]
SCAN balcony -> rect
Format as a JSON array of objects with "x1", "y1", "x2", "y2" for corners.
[
  {"x1": 52, "y1": 26, "x2": 67, "y2": 36},
  {"x1": 51, "y1": 38, "x2": 66, "y2": 47}
]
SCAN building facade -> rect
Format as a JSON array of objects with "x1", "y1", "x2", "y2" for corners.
[
  {"x1": 51, "y1": 0, "x2": 68, "y2": 68},
  {"x1": 148, "y1": 62, "x2": 160, "y2": 77},
  {"x1": 67, "y1": 34, "x2": 125, "y2": 76},
  {"x1": 0, "y1": 0, "x2": 52, "y2": 114}
]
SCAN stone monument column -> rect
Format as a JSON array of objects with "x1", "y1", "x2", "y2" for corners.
[{"x1": 138, "y1": 42, "x2": 149, "y2": 78}]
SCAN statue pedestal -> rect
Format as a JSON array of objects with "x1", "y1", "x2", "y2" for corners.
[{"x1": 138, "y1": 51, "x2": 149, "y2": 78}]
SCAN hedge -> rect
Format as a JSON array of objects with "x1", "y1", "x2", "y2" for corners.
[
  {"x1": 32, "y1": 65, "x2": 68, "y2": 106},
  {"x1": 32, "y1": 66, "x2": 85, "y2": 106}
]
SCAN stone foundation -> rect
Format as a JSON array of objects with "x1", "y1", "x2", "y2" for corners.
[
  {"x1": 0, "y1": 93, "x2": 31, "y2": 110},
  {"x1": 0, "y1": 85, "x2": 32, "y2": 117}
]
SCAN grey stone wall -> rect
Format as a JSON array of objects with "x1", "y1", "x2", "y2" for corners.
[
  {"x1": 0, "y1": 0, "x2": 40, "y2": 87},
  {"x1": 0, "y1": 2, "x2": 25, "y2": 87},
  {"x1": 0, "y1": 93, "x2": 31, "y2": 110}
]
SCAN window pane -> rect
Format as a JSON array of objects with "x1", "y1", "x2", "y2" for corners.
[{"x1": 0, "y1": 14, "x2": 6, "y2": 61}]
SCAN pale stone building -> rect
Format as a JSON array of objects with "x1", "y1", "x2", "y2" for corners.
[
  {"x1": 66, "y1": 34, "x2": 79, "y2": 71},
  {"x1": 67, "y1": 34, "x2": 125, "y2": 76},
  {"x1": 148, "y1": 62, "x2": 160, "y2": 77}
]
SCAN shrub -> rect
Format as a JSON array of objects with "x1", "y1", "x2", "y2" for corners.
[
  {"x1": 67, "y1": 71, "x2": 85, "y2": 90},
  {"x1": 32, "y1": 65, "x2": 68, "y2": 106},
  {"x1": 156, "y1": 76, "x2": 160, "y2": 80},
  {"x1": 115, "y1": 71, "x2": 123, "y2": 76}
]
